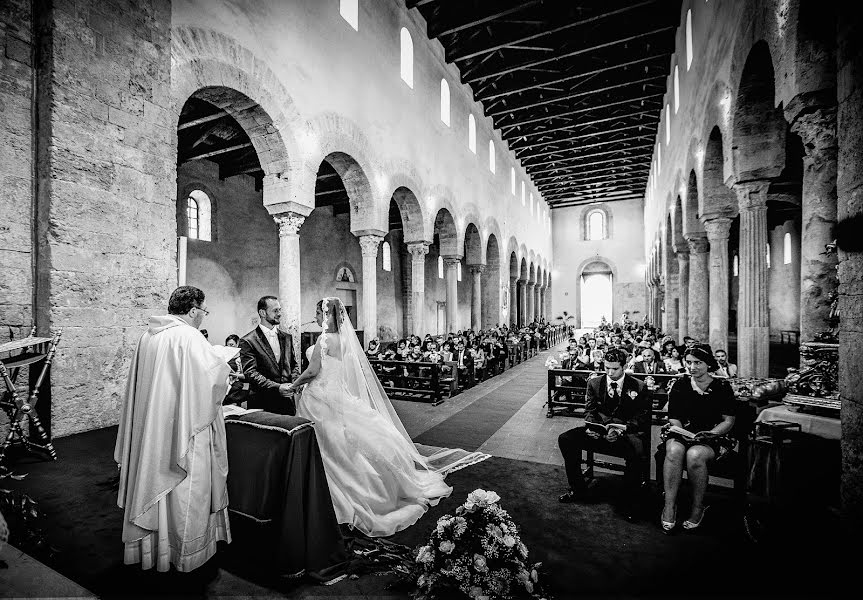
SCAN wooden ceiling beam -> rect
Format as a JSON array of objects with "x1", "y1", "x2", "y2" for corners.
[
  {"x1": 487, "y1": 74, "x2": 664, "y2": 117},
  {"x1": 537, "y1": 171, "x2": 649, "y2": 189},
  {"x1": 178, "y1": 110, "x2": 228, "y2": 131},
  {"x1": 534, "y1": 166, "x2": 649, "y2": 186},
  {"x1": 480, "y1": 53, "x2": 666, "y2": 102},
  {"x1": 516, "y1": 134, "x2": 655, "y2": 161},
  {"x1": 522, "y1": 142, "x2": 654, "y2": 167},
  {"x1": 527, "y1": 154, "x2": 649, "y2": 176},
  {"x1": 512, "y1": 122, "x2": 658, "y2": 152},
  {"x1": 451, "y1": 1, "x2": 658, "y2": 63},
  {"x1": 548, "y1": 194, "x2": 643, "y2": 208},
  {"x1": 183, "y1": 142, "x2": 253, "y2": 162},
  {"x1": 543, "y1": 177, "x2": 649, "y2": 195},
  {"x1": 466, "y1": 25, "x2": 675, "y2": 84},
  {"x1": 429, "y1": 1, "x2": 541, "y2": 38},
  {"x1": 406, "y1": 0, "x2": 436, "y2": 8},
  {"x1": 500, "y1": 97, "x2": 661, "y2": 131}
]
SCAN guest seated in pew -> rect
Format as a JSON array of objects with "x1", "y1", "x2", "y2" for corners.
[
  {"x1": 557, "y1": 348, "x2": 651, "y2": 521},
  {"x1": 454, "y1": 340, "x2": 474, "y2": 388},
  {"x1": 470, "y1": 339, "x2": 487, "y2": 381},
  {"x1": 659, "y1": 344, "x2": 736, "y2": 533},
  {"x1": 588, "y1": 348, "x2": 605, "y2": 371},
  {"x1": 663, "y1": 345, "x2": 686, "y2": 374},
  {"x1": 366, "y1": 337, "x2": 381, "y2": 359},
  {"x1": 713, "y1": 349, "x2": 737, "y2": 378},
  {"x1": 629, "y1": 346, "x2": 667, "y2": 375}
]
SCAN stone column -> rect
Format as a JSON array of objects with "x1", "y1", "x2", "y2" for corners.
[
  {"x1": 526, "y1": 282, "x2": 535, "y2": 323},
  {"x1": 686, "y1": 234, "x2": 710, "y2": 343},
  {"x1": 703, "y1": 217, "x2": 732, "y2": 353},
  {"x1": 407, "y1": 242, "x2": 430, "y2": 336},
  {"x1": 791, "y1": 105, "x2": 839, "y2": 343},
  {"x1": 469, "y1": 265, "x2": 485, "y2": 331},
  {"x1": 517, "y1": 280, "x2": 527, "y2": 327},
  {"x1": 675, "y1": 250, "x2": 690, "y2": 341},
  {"x1": 735, "y1": 181, "x2": 771, "y2": 378},
  {"x1": 509, "y1": 277, "x2": 518, "y2": 326},
  {"x1": 538, "y1": 285, "x2": 545, "y2": 320},
  {"x1": 359, "y1": 234, "x2": 384, "y2": 341},
  {"x1": 444, "y1": 257, "x2": 460, "y2": 333},
  {"x1": 534, "y1": 284, "x2": 541, "y2": 321},
  {"x1": 273, "y1": 212, "x2": 305, "y2": 360}
]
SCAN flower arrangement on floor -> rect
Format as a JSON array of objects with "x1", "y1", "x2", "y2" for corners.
[
  {"x1": 544, "y1": 355, "x2": 562, "y2": 370},
  {"x1": 412, "y1": 489, "x2": 547, "y2": 600}
]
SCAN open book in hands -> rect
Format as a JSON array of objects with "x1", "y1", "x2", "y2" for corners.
[{"x1": 585, "y1": 421, "x2": 628, "y2": 436}]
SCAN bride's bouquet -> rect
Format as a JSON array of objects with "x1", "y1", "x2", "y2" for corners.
[{"x1": 412, "y1": 489, "x2": 547, "y2": 600}]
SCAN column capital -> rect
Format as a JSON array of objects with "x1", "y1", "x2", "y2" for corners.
[
  {"x1": 526, "y1": 280, "x2": 535, "y2": 288},
  {"x1": 734, "y1": 180, "x2": 771, "y2": 211},
  {"x1": 675, "y1": 248, "x2": 690, "y2": 259},
  {"x1": 358, "y1": 233, "x2": 384, "y2": 257},
  {"x1": 443, "y1": 256, "x2": 461, "y2": 268},
  {"x1": 686, "y1": 234, "x2": 710, "y2": 254},
  {"x1": 469, "y1": 264, "x2": 486, "y2": 275},
  {"x1": 273, "y1": 212, "x2": 306, "y2": 237},
  {"x1": 406, "y1": 241, "x2": 430, "y2": 259},
  {"x1": 790, "y1": 105, "x2": 838, "y2": 158},
  {"x1": 702, "y1": 217, "x2": 733, "y2": 241},
  {"x1": 510, "y1": 275, "x2": 519, "y2": 283}
]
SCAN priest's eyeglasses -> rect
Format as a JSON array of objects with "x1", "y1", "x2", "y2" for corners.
[{"x1": 194, "y1": 305, "x2": 210, "y2": 316}]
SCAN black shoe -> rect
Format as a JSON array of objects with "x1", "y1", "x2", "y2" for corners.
[{"x1": 558, "y1": 489, "x2": 588, "y2": 503}]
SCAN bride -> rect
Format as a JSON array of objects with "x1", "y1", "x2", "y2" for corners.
[{"x1": 286, "y1": 297, "x2": 452, "y2": 537}]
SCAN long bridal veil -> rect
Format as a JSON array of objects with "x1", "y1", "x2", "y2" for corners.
[{"x1": 320, "y1": 297, "x2": 433, "y2": 471}]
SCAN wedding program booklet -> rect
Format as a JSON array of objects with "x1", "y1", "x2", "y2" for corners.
[
  {"x1": 585, "y1": 421, "x2": 628, "y2": 435},
  {"x1": 666, "y1": 425, "x2": 697, "y2": 440}
]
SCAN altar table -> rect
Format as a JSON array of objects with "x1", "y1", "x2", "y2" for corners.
[
  {"x1": 224, "y1": 411, "x2": 349, "y2": 582},
  {"x1": 756, "y1": 404, "x2": 840, "y2": 440}
]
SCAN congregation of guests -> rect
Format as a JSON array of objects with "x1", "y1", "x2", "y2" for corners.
[
  {"x1": 363, "y1": 319, "x2": 561, "y2": 392},
  {"x1": 555, "y1": 313, "x2": 740, "y2": 532}
]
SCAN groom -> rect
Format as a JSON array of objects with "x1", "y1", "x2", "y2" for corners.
[{"x1": 238, "y1": 296, "x2": 299, "y2": 415}]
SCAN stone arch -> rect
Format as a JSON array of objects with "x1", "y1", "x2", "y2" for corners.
[
  {"x1": 529, "y1": 262, "x2": 536, "y2": 285},
  {"x1": 519, "y1": 244, "x2": 529, "y2": 270},
  {"x1": 482, "y1": 216, "x2": 503, "y2": 259},
  {"x1": 434, "y1": 208, "x2": 459, "y2": 257},
  {"x1": 683, "y1": 170, "x2": 704, "y2": 236},
  {"x1": 482, "y1": 233, "x2": 502, "y2": 328},
  {"x1": 520, "y1": 257, "x2": 528, "y2": 281},
  {"x1": 390, "y1": 185, "x2": 427, "y2": 243},
  {"x1": 426, "y1": 185, "x2": 461, "y2": 247},
  {"x1": 308, "y1": 114, "x2": 380, "y2": 233},
  {"x1": 509, "y1": 250, "x2": 519, "y2": 279},
  {"x1": 506, "y1": 236, "x2": 520, "y2": 266},
  {"x1": 702, "y1": 126, "x2": 738, "y2": 218},
  {"x1": 731, "y1": 40, "x2": 786, "y2": 181},
  {"x1": 464, "y1": 223, "x2": 483, "y2": 265},
  {"x1": 672, "y1": 195, "x2": 685, "y2": 251},
  {"x1": 171, "y1": 26, "x2": 300, "y2": 180}
]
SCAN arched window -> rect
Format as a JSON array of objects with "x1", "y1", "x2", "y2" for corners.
[
  {"x1": 186, "y1": 189, "x2": 212, "y2": 241},
  {"x1": 488, "y1": 140, "x2": 495, "y2": 173},
  {"x1": 440, "y1": 79, "x2": 450, "y2": 126},
  {"x1": 468, "y1": 114, "x2": 476, "y2": 153},
  {"x1": 438, "y1": 255, "x2": 444, "y2": 278},
  {"x1": 766, "y1": 242, "x2": 771, "y2": 268},
  {"x1": 382, "y1": 241, "x2": 392, "y2": 271},
  {"x1": 685, "y1": 9, "x2": 693, "y2": 70},
  {"x1": 733, "y1": 254, "x2": 739, "y2": 277},
  {"x1": 587, "y1": 209, "x2": 605, "y2": 241},
  {"x1": 521, "y1": 181, "x2": 525, "y2": 206},
  {"x1": 665, "y1": 105, "x2": 671, "y2": 144},
  {"x1": 400, "y1": 28, "x2": 413, "y2": 88},
  {"x1": 674, "y1": 66, "x2": 680, "y2": 113},
  {"x1": 340, "y1": 0, "x2": 358, "y2": 31},
  {"x1": 187, "y1": 197, "x2": 199, "y2": 239},
  {"x1": 783, "y1": 232, "x2": 792, "y2": 264},
  {"x1": 457, "y1": 261, "x2": 462, "y2": 282},
  {"x1": 511, "y1": 167, "x2": 516, "y2": 195}
]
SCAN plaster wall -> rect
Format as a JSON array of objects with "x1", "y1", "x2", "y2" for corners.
[
  {"x1": 551, "y1": 199, "x2": 646, "y2": 326},
  {"x1": 767, "y1": 221, "x2": 802, "y2": 337}
]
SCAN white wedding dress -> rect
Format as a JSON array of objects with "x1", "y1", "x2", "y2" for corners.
[{"x1": 296, "y1": 311, "x2": 452, "y2": 537}]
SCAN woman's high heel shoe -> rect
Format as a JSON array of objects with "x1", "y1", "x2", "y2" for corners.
[
  {"x1": 660, "y1": 508, "x2": 677, "y2": 533},
  {"x1": 682, "y1": 506, "x2": 709, "y2": 530}
]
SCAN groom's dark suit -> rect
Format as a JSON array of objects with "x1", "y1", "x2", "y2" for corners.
[{"x1": 238, "y1": 326, "x2": 298, "y2": 415}]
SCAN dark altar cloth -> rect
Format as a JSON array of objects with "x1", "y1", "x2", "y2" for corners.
[{"x1": 225, "y1": 411, "x2": 349, "y2": 582}]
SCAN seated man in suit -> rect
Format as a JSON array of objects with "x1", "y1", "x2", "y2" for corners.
[
  {"x1": 557, "y1": 348, "x2": 651, "y2": 520},
  {"x1": 238, "y1": 295, "x2": 298, "y2": 415},
  {"x1": 630, "y1": 346, "x2": 667, "y2": 375},
  {"x1": 454, "y1": 340, "x2": 475, "y2": 389}
]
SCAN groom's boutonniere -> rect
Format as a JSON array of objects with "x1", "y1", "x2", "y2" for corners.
[{"x1": 628, "y1": 390, "x2": 638, "y2": 399}]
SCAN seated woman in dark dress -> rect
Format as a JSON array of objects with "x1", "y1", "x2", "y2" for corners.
[{"x1": 659, "y1": 345, "x2": 736, "y2": 533}]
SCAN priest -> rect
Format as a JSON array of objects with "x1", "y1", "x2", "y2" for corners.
[{"x1": 114, "y1": 286, "x2": 233, "y2": 573}]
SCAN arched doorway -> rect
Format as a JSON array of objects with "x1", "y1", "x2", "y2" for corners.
[{"x1": 580, "y1": 261, "x2": 613, "y2": 328}]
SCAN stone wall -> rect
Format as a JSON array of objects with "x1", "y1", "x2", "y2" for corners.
[
  {"x1": 0, "y1": 0, "x2": 34, "y2": 345},
  {"x1": 550, "y1": 199, "x2": 647, "y2": 326},
  {"x1": 767, "y1": 221, "x2": 802, "y2": 337},
  {"x1": 35, "y1": 0, "x2": 175, "y2": 436},
  {"x1": 837, "y1": 4, "x2": 863, "y2": 537}
]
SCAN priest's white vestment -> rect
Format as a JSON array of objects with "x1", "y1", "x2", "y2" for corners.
[{"x1": 114, "y1": 315, "x2": 232, "y2": 572}]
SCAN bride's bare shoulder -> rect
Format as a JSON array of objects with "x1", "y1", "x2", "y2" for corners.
[{"x1": 320, "y1": 332, "x2": 342, "y2": 355}]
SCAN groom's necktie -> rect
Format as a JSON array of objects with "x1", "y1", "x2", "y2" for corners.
[{"x1": 609, "y1": 381, "x2": 619, "y2": 400}]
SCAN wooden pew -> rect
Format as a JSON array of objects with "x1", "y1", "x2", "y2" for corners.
[{"x1": 368, "y1": 359, "x2": 454, "y2": 405}]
